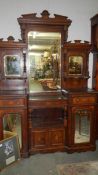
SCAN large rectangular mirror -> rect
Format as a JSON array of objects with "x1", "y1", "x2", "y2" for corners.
[{"x1": 28, "y1": 31, "x2": 61, "y2": 92}]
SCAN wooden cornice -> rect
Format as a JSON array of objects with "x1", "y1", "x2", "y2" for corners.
[{"x1": 18, "y1": 10, "x2": 72, "y2": 27}]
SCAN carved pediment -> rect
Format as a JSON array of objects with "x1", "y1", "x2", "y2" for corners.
[{"x1": 18, "y1": 10, "x2": 72, "y2": 26}]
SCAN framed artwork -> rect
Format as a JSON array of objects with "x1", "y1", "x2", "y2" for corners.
[
  {"x1": 0, "y1": 132, "x2": 20, "y2": 170},
  {"x1": 68, "y1": 56, "x2": 83, "y2": 75},
  {"x1": 4, "y1": 55, "x2": 21, "y2": 76}
]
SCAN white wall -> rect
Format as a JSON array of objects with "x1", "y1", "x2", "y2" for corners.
[{"x1": 0, "y1": 0, "x2": 98, "y2": 88}]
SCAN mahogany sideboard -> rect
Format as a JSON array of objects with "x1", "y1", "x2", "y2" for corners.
[{"x1": 0, "y1": 10, "x2": 98, "y2": 157}]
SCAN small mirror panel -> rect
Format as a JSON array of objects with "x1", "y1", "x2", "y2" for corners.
[
  {"x1": 68, "y1": 56, "x2": 83, "y2": 75},
  {"x1": 4, "y1": 55, "x2": 22, "y2": 77}
]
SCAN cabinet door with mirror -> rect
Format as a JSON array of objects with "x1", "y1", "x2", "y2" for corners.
[
  {"x1": 73, "y1": 106, "x2": 96, "y2": 147},
  {"x1": 66, "y1": 104, "x2": 96, "y2": 152},
  {"x1": 3, "y1": 114, "x2": 22, "y2": 148},
  {"x1": 74, "y1": 109, "x2": 91, "y2": 144},
  {"x1": 18, "y1": 10, "x2": 71, "y2": 93},
  {"x1": 0, "y1": 109, "x2": 28, "y2": 158}
]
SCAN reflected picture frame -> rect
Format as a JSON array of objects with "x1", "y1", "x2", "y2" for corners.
[
  {"x1": 4, "y1": 55, "x2": 22, "y2": 77},
  {"x1": 68, "y1": 56, "x2": 83, "y2": 75}
]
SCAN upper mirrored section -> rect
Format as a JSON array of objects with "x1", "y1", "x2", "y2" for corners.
[
  {"x1": 0, "y1": 36, "x2": 26, "y2": 79},
  {"x1": 28, "y1": 31, "x2": 61, "y2": 92},
  {"x1": 18, "y1": 10, "x2": 72, "y2": 93}
]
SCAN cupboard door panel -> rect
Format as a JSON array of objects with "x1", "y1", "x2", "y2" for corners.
[
  {"x1": 32, "y1": 130, "x2": 48, "y2": 148},
  {"x1": 49, "y1": 128, "x2": 65, "y2": 146}
]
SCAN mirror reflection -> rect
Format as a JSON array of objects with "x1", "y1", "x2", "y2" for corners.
[
  {"x1": 3, "y1": 114, "x2": 22, "y2": 148},
  {"x1": 69, "y1": 56, "x2": 83, "y2": 75},
  {"x1": 4, "y1": 55, "x2": 21, "y2": 76},
  {"x1": 75, "y1": 110, "x2": 90, "y2": 143},
  {"x1": 28, "y1": 31, "x2": 61, "y2": 92}
]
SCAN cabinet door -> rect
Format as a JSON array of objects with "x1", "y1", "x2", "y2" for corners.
[
  {"x1": 0, "y1": 109, "x2": 28, "y2": 158},
  {"x1": 49, "y1": 128, "x2": 65, "y2": 146},
  {"x1": 32, "y1": 130, "x2": 49, "y2": 148},
  {"x1": 72, "y1": 106, "x2": 95, "y2": 144}
]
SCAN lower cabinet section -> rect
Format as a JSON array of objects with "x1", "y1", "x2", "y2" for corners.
[
  {"x1": 28, "y1": 94, "x2": 97, "y2": 154},
  {"x1": 29, "y1": 127, "x2": 65, "y2": 154},
  {"x1": 0, "y1": 92, "x2": 97, "y2": 156},
  {"x1": 65, "y1": 103, "x2": 96, "y2": 153}
]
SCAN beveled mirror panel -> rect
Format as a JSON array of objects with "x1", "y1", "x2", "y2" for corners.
[
  {"x1": 28, "y1": 31, "x2": 61, "y2": 92},
  {"x1": 68, "y1": 56, "x2": 83, "y2": 75},
  {"x1": 3, "y1": 114, "x2": 22, "y2": 148},
  {"x1": 4, "y1": 55, "x2": 22, "y2": 77},
  {"x1": 74, "y1": 110, "x2": 90, "y2": 143}
]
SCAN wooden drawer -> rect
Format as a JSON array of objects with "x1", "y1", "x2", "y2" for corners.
[
  {"x1": 29, "y1": 99, "x2": 67, "y2": 108},
  {"x1": 0, "y1": 98, "x2": 26, "y2": 107},
  {"x1": 72, "y1": 96, "x2": 96, "y2": 105}
]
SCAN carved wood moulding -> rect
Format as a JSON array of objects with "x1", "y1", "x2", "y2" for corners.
[
  {"x1": 64, "y1": 40, "x2": 91, "y2": 53},
  {"x1": 18, "y1": 10, "x2": 72, "y2": 26},
  {"x1": 0, "y1": 36, "x2": 26, "y2": 48}
]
